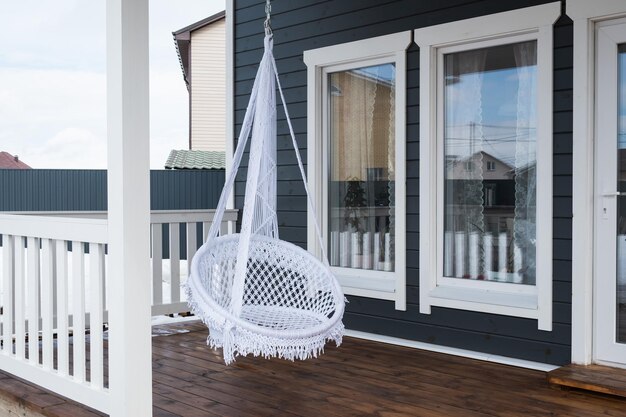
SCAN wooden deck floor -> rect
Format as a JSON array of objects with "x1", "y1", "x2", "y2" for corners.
[{"x1": 2, "y1": 320, "x2": 626, "y2": 417}]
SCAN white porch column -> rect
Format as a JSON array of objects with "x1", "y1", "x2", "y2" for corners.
[{"x1": 106, "y1": 0, "x2": 152, "y2": 416}]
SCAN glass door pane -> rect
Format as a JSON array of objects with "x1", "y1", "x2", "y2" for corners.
[
  {"x1": 594, "y1": 21, "x2": 626, "y2": 364},
  {"x1": 617, "y1": 43, "x2": 626, "y2": 344}
]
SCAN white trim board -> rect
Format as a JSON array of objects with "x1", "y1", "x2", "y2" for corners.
[
  {"x1": 225, "y1": 0, "x2": 235, "y2": 226},
  {"x1": 344, "y1": 329, "x2": 558, "y2": 372},
  {"x1": 567, "y1": 0, "x2": 626, "y2": 365}
]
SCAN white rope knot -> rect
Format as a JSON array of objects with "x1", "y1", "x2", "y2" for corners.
[{"x1": 264, "y1": 34, "x2": 273, "y2": 52}]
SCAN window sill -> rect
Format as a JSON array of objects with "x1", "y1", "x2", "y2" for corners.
[
  {"x1": 331, "y1": 267, "x2": 406, "y2": 310},
  {"x1": 427, "y1": 285, "x2": 539, "y2": 319}
]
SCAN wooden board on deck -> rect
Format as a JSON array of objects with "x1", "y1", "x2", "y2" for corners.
[{"x1": 548, "y1": 364, "x2": 626, "y2": 398}]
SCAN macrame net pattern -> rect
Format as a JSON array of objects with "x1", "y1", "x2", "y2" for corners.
[{"x1": 185, "y1": 35, "x2": 345, "y2": 364}]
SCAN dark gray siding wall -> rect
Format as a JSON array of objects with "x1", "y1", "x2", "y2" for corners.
[
  {"x1": 233, "y1": 0, "x2": 572, "y2": 365},
  {"x1": 0, "y1": 169, "x2": 224, "y2": 211}
]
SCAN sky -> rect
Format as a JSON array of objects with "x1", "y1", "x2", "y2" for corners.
[{"x1": 0, "y1": 0, "x2": 225, "y2": 169}]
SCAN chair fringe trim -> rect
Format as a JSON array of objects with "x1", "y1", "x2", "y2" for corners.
[{"x1": 184, "y1": 283, "x2": 344, "y2": 365}]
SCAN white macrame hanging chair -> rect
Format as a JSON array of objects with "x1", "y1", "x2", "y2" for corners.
[{"x1": 185, "y1": 16, "x2": 345, "y2": 365}]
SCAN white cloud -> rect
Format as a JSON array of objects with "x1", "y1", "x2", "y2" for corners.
[
  {"x1": 0, "y1": 0, "x2": 225, "y2": 169},
  {"x1": 0, "y1": 1, "x2": 106, "y2": 70},
  {"x1": 24, "y1": 127, "x2": 107, "y2": 169},
  {"x1": 0, "y1": 68, "x2": 107, "y2": 168}
]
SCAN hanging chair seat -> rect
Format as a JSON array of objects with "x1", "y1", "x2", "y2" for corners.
[
  {"x1": 185, "y1": 30, "x2": 344, "y2": 364},
  {"x1": 187, "y1": 234, "x2": 345, "y2": 363}
]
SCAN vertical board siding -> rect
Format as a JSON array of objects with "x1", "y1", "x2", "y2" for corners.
[
  {"x1": 191, "y1": 19, "x2": 227, "y2": 151},
  {"x1": 0, "y1": 169, "x2": 224, "y2": 211},
  {"x1": 233, "y1": 0, "x2": 572, "y2": 364}
]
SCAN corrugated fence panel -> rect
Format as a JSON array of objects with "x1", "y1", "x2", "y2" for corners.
[
  {"x1": 233, "y1": 0, "x2": 572, "y2": 365},
  {"x1": 0, "y1": 169, "x2": 224, "y2": 212}
]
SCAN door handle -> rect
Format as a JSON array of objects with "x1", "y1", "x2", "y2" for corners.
[{"x1": 601, "y1": 191, "x2": 622, "y2": 219}]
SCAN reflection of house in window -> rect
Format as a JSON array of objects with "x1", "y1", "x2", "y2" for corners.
[
  {"x1": 445, "y1": 151, "x2": 513, "y2": 182},
  {"x1": 445, "y1": 150, "x2": 515, "y2": 232}
]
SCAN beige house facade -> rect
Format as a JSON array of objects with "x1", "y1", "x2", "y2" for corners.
[{"x1": 174, "y1": 12, "x2": 226, "y2": 152}]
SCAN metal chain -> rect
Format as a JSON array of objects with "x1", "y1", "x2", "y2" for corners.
[{"x1": 264, "y1": 0, "x2": 272, "y2": 35}]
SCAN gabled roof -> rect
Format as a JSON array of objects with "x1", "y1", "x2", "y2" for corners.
[
  {"x1": 447, "y1": 150, "x2": 513, "y2": 170},
  {"x1": 165, "y1": 150, "x2": 225, "y2": 170},
  {"x1": 173, "y1": 11, "x2": 226, "y2": 91},
  {"x1": 0, "y1": 152, "x2": 31, "y2": 169}
]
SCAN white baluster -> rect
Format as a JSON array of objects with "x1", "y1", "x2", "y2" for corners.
[
  {"x1": 454, "y1": 232, "x2": 466, "y2": 278},
  {"x1": 56, "y1": 240, "x2": 69, "y2": 376},
  {"x1": 26, "y1": 237, "x2": 40, "y2": 365},
  {"x1": 362, "y1": 232, "x2": 372, "y2": 270},
  {"x1": 89, "y1": 243, "x2": 105, "y2": 390},
  {"x1": 186, "y1": 222, "x2": 197, "y2": 266},
  {"x1": 72, "y1": 241, "x2": 86, "y2": 382},
  {"x1": 444, "y1": 231, "x2": 454, "y2": 277},
  {"x1": 169, "y1": 223, "x2": 180, "y2": 304},
  {"x1": 374, "y1": 232, "x2": 381, "y2": 271},
  {"x1": 498, "y1": 233, "x2": 508, "y2": 279},
  {"x1": 469, "y1": 232, "x2": 479, "y2": 279},
  {"x1": 14, "y1": 237, "x2": 24, "y2": 360},
  {"x1": 2, "y1": 235, "x2": 13, "y2": 354},
  {"x1": 351, "y1": 232, "x2": 361, "y2": 269},
  {"x1": 41, "y1": 239, "x2": 54, "y2": 370},
  {"x1": 483, "y1": 234, "x2": 493, "y2": 280},
  {"x1": 151, "y1": 224, "x2": 163, "y2": 305},
  {"x1": 513, "y1": 243, "x2": 523, "y2": 284}
]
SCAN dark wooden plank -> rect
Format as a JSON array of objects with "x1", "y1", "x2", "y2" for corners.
[
  {"x1": 548, "y1": 364, "x2": 626, "y2": 398},
  {"x1": 43, "y1": 403, "x2": 105, "y2": 417},
  {"x1": 0, "y1": 375, "x2": 67, "y2": 409}
]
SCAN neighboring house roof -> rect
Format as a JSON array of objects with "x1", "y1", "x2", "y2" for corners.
[
  {"x1": 0, "y1": 152, "x2": 31, "y2": 169},
  {"x1": 173, "y1": 10, "x2": 226, "y2": 91},
  {"x1": 448, "y1": 150, "x2": 513, "y2": 169},
  {"x1": 165, "y1": 150, "x2": 225, "y2": 170}
]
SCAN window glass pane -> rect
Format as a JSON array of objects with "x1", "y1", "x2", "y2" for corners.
[
  {"x1": 617, "y1": 43, "x2": 626, "y2": 343},
  {"x1": 328, "y1": 64, "x2": 396, "y2": 271},
  {"x1": 443, "y1": 41, "x2": 537, "y2": 285}
]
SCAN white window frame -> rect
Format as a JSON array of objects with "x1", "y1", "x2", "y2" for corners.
[
  {"x1": 303, "y1": 32, "x2": 411, "y2": 310},
  {"x1": 415, "y1": 3, "x2": 560, "y2": 330}
]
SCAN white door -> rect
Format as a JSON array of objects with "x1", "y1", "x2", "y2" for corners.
[{"x1": 594, "y1": 18, "x2": 626, "y2": 366}]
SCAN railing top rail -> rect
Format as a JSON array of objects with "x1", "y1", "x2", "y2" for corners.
[
  {"x1": 150, "y1": 209, "x2": 238, "y2": 224},
  {"x1": 0, "y1": 214, "x2": 108, "y2": 243},
  {"x1": 0, "y1": 209, "x2": 239, "y2": 244},
  {"x1": 4, "y1": 209, "x2": 239, "y2": 224}
]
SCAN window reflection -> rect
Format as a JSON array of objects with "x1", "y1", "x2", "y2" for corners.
[
  {"x1": 328, "y1": 64, "x2": 396, "y2": 272},
  {"x1": 443, "y1": 41, "x2": 537, "y2": 285}
]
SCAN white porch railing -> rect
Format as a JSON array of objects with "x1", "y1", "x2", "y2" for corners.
[
  {"x1": 0, "y1": 214, "x2": 109, "y2": 412},
  {"x1": 0, "y1": 209, "x2": 237, "y2": 414},
  {"x1": 149, "y1": 210, "x2": 237, "y2": 316}
]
